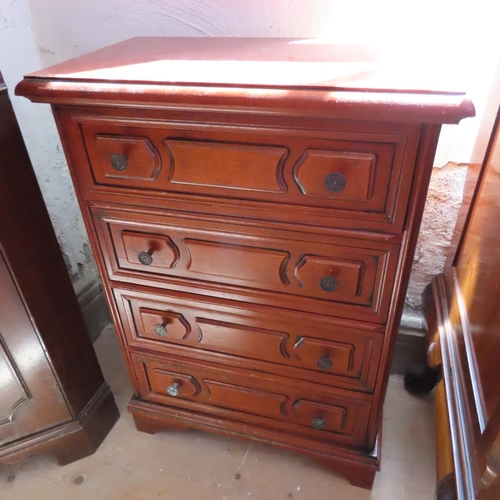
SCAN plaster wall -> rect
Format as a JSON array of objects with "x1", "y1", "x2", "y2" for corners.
[
  {"x1": 0, "y1": 0, "x2": 95, "y2": 284},
  {"x1": 1, "y1": 0, "x2": 498, "y2": 314}
]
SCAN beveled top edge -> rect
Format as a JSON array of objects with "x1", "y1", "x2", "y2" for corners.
[
  {"x1": 22, "y1": 37, "x2": 471, "y2": 96},
  {"x1": 15, "y1": 77, "x2": 475, "y2": 125}
]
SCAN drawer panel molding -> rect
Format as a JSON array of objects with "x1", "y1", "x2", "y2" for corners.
[
  {"x1": 294, "y1": 149, "x2": 376, "y2": 202},
  {"x1": 77, "y1": 116, "x2": 421, "y2": 233},
  {"x1": 94, "y1": 134, "x2": 162, "y2": 182},
  {"x1": 132, "y1": 353, "x2": 371, "y2": 447},
  {"x1": 165, "y1": 139, "x2": 289, "y2": 193},
  {"x1": 114, "y1": 287, "x2": 383, "y2": 392},
  {"x1": 96, "y1": 206, "x2": 399, "y2": 322}
]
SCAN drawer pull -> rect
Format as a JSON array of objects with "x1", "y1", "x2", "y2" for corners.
[
  {"x1": 138, "y1": 249, "x2": 154, "y2": 266},
  {"x1": 320, "y1": 276, "x2": 338, "y2": 292},
  {"x1": 167, "y1": 382, "x2": 179, "y2": 397},
  {"x1": 317, "y1": 355, "x2": 333, "y2": 371},
  {"x1": 110, "y1": 153, "x2": 128, "y2": 171},
  {"x1": 312, "y1": 417, "x2": 326, "y2": 430},
  {"x1": 324, "y1": 173, "x2": 346, "y2": 193},
  {"x1": 153, "y1": 322, "x2": 167, "y2": 337}
]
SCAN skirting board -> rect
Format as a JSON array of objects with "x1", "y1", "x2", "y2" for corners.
[
  {"x1": 391, "y1": 312, "x2": 426, "y2": 375},
  {"x1": 73, "y1": 275, "x2": 112, "y2": 342}
]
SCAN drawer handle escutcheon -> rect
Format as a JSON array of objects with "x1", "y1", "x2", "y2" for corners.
[
  {"x1": 317, "y1": 356, "x2": 333, "y2": 371},
  {"x1": 312, "y1": 417, "x2": 326, "y2": 430},
  {"x1": 154, "y1": 322, "x2": 167, "y2": 337},
  {"x1": 167, "y1": 382, "x2": 179, "y2": 397},
  {"x1": 320, "y1": 276, "x2": 338, "y2": 292},
  {"x1": 138, "y1": 249, "x2": 154, "y2": 266},
  {"x1": 325, "y1": 173, "x2": 346, "y2": 193},
  {"x1": 110, "y1": 153, "x2": 128, "y2": 171}
]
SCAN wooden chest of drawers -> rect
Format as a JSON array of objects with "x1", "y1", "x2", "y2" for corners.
[{"x1": 16, "y1": 38, "x2": 474, "y2": 489}]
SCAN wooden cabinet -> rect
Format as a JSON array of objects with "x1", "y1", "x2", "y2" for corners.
[
  {"x1": 0, "y1": 73, "x2": 119, "y2": 466},
  {"x1": 413, "y1": 102, "x2": 500, "y2": 499},
  {"x1": 16, "y1": 38, "x2": 474, "y2": 488},
  {"x1": 0, "y1": 251, "x2": 71, "y2": 445}
]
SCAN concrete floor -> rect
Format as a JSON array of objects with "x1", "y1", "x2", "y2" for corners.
[{"x1": 0, "y1": 326, "x2": 436, "y2": 500}]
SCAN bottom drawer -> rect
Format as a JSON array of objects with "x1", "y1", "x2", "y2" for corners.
[{"x1": 131, "y1": 352, "x2": 371, "y2": 448}]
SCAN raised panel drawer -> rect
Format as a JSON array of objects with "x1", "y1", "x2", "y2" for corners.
[
  {"x1": 114, "y1": 287, "x2": 383, "y2": 392},
  {"x1": 131, "y1": 353, "x2": 371, "y2": 447},
  {"x1": 93, "y1": 205, "x2": 399, "y2": 322},
  {"x1": 77, "y1": 115, "x2": 421, "y2": 233}
]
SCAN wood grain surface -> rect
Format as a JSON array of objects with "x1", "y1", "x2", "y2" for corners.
[{"x1": 15, "y1": 37, "x2": 474, "y2": 489}]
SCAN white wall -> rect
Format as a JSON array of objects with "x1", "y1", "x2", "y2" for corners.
[
  {"x1": 1, "y1": 0, "x2": 499, "y2": 311},
  {"x1": 27, "y1": 0, "x2": 499, "y2": 165},
  {"x1": 0, "y1": 0, "x2": 95, "y2": 284}
]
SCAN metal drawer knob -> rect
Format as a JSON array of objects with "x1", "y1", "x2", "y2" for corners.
[
  {"x1": 320, "y1": 276, "x2": 338, "y2": 292},
  {"x1": 167, "y1": 382, "x2": 179, "y2": 397},
  {"x1": 154, "y1": 322, "x2": 167, "y2": 337},
  {"x1": 325, "y1": 173, "x2": 346, "y2": 193},
  {"x1": 138, "y1": 249, "x2": 153, "y2": 266},
  {"x1": 312, "y1": 417, "x2": 326, "y2": 430},
  {"x1": 317, "y1": 356, "x2": 333, "y2": 371},
  {"x1": 110, "y1": 153, "x2": 128, "y2": 171}
]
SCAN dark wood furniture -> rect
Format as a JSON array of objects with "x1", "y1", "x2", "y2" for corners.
[
  {"x1": 413, "y1": 102, "x2": 500, "y2": 499},
  {"x1": 16, "y1": 38, "x2": 474, "y2": 488},
  {"x1": 0, "y1": 73, "x2": 118, "y2": 466}
]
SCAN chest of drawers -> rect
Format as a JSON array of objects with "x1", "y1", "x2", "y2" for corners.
[{"x1": 16, "y1": 38, "x2": 474, "y2": 489}]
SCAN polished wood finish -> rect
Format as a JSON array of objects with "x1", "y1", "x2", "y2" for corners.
[
  {"x1": 114, "y1": 287, "x2": 383, "y2": 393},
  {"x1": 93, "y1": 205, "x2": 399, "y2": 323},
  {"x1": 0, "y1": 251, "x2": 71, "y2": 445},
  {"x1": 418, "y1": 103, "x2": 500, "y2": 500},
  {"x1": 132, "y1": 351, "x2": 371, "y2": 447},
  {"x1": 435, "y1": 381, "x2": 458, "y2": 500},
  {"x1": 0, "y1": 73, "x2": 118, "y2": 465},
  {"x1": 79, "y1": 117, "x2": 417, "y2": 233},
  {"x1": 16, "y1": 38, "x2": 473, "y2": 489}
]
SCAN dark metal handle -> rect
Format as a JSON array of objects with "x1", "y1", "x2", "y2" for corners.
[
  {"x1": 325, "y1": 173, "x2": 346, "y2": 193},
  {"x1": 320, "y1": 276, "x2": 338, "y2": 292},
  {"x1": 312, "y1": 417, "x2": 326, "y2": 430},
  {"x1": 167, "y1": 382, "x2": 179, "y2": 397},
  {"x1": 110, "y1": 153, "x2": 128, "y2": 171},
  {"x1": 154, "y1": 322, "x2": 167, "y2": 337},
  {"x1": 138, "y1": 249, "x2": 153, "y2": 266},
  {"x1": 317, "y1": 355, "x2": 333, "y2": 371}
]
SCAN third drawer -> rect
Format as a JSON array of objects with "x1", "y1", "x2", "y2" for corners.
[{"x1": 114, "y1": 286, "x2": 384, "y2": 393}]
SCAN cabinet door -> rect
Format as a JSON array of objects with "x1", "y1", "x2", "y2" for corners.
[{"x1": 0, "y1": 251, "x2": 71, "y2": 445}]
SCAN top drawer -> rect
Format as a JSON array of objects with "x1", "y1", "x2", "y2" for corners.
[{"x1": 76, "y1": 114, "x2": 421, "y2": 233}]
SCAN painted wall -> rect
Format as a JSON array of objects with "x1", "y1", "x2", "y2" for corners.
[
  {"x1": 0, "y1": 0, "x2": 96, "y2": 287},
  {"x1": 1, "y1": 0, "x2": 499, "y2": 317}
]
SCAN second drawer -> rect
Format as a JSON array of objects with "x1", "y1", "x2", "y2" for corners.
[
  {"x1": 94, "y1": 204, "x2": 399, "y2": 323},
  {"x1": 115, "y1": 286, "x2": 383, "y2": 392}
]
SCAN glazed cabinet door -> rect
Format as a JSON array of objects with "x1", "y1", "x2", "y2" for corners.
[{"x1": 0, "y1": 251, "x2": 71, "y2": 445}]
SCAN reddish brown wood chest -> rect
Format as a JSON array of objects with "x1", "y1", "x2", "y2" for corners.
[{"x1": 16, "y1": 38, "x2": 474, "y2": 488}]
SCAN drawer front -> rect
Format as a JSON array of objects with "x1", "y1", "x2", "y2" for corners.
[
  {"x1": 131, "y1": 353, "x2": 371, "y2": 447},
  {"x1": 94, "y1": 206, "x2": 399, "y2": 322},
  {"x1": 114, "y1": 287, "x2": 383, "y2": 392},
  {"x1": 77, "y1": 115, "x2": 420, "y2": 233}
]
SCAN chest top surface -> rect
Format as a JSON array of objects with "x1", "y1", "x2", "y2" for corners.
[{"x1": 16, "y1": 37, "x2": 474, "y2": 124}]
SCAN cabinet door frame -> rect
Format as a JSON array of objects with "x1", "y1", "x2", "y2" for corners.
[{"x1": 0, "y1": 249, "x2": 71, "y2": 446}]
